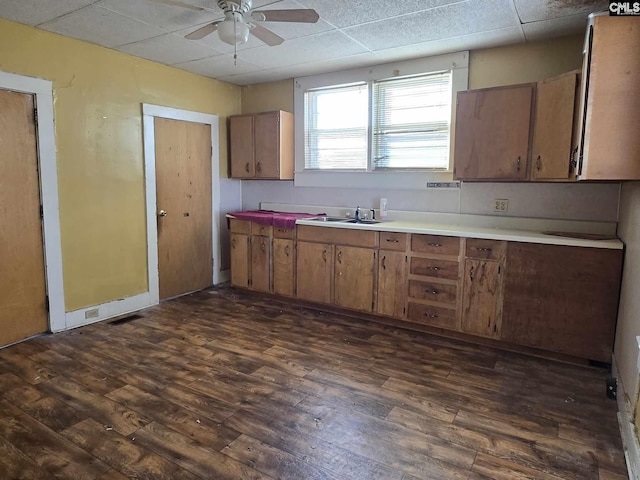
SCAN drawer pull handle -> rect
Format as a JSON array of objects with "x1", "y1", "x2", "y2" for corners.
[
  {"x1": 245, "y1": 162, "x2": 250, "y2": 173},
  {"x1": 469, "y1": 265, "x2": 474, "y2": 281},
  {"x1": 516, "y1": 156, "x2": 521, "y2": 171},
  {"x1": 536, "y1": 155, "x2": 542, "y2": 171},
  {"x1": 231, "y1": 238, "x2": 236, "y2": 248},
  {"x1": 428, "y1": 243, "x2": 442, "y2": 247},
  {"x1": 382, "y1": 256, "x2": 386, "y2": 270},
  {"x1": 424, "y1": 313, "x2": 439, "y2": 319},
  {"x1": 427, "y1": 266, "x2": 440, "y2": 271},
  {"x1": 322, "y1": 250, "x2": 327, "y2": 263},
  {"x1": 427, "y1": 289, "x2": 439, "y2": 295},
  {"x1": 256, "y1": 162, "x2": 262, "y2": 173},
  {"x1": 337, "y1": 251, "x2": 342, "y2": 264},
  {"x1": 285, "y1": 245, "x2": 290, "y2": 257},
  {"x1": 386, "y1": 238, "x2": 400, "y2": 243},
  {"x1": 477, "y1": 247, "x2": 492, "y2": 252},
  {"x1": 261, "y1": 242, "x2": 266, "y2": 253}
]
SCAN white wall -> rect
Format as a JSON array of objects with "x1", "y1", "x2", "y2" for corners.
[
  {"x1": 242, "y1": 180, "x2": 620, "y2": 222},
  {"x1": 615, "y1": 182, "x2": 640, "y2": 406}
]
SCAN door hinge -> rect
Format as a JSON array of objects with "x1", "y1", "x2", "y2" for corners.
[
  {"x1": 45, "y1": 295, "x2": 49, "y2": 313},
  {"x1": 405, "y1": 255, "x2": 408, "y2": 263},
  {"x1": 34, "y1": 107, "x2": 38, "y2": 122},
  {"x1": 372, "y1": 301, "x2": 375, "y2": 311},
  {"x1": 498, "y1": 265, "x2": 501, "y2": 274},
  {"x1": 403, "y1": 307, "x2": 406, "y2": 314},
  {"x1": 39, "y1": 205, "x2": 44, "y2": 219}
]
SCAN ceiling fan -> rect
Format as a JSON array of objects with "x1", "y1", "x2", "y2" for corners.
[{"x1": 151, "y1": 0, "x2": 320, "y2": 47}]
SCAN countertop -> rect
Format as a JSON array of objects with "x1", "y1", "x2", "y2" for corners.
[{"x1": 295, "y1": 217, "x2": 623, "y2": 250}]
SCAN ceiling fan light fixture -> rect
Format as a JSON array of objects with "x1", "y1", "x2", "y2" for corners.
[{"x1": 218, "y1": 13, "x2": 250, "y2": 46}]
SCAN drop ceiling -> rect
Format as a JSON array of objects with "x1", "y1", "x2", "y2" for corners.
[{"x1": 0, "y1": 0, "x2": 609, "y2": 85}]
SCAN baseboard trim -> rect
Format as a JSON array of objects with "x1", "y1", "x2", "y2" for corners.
[
  {"x1": 62, "y1": 292, "x2": 156, "y2": 331},
  {"x1": 613, "y1": 356, "x2": 639, "y2": 480}
]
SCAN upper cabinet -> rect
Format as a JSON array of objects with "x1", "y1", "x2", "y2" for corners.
[
  {"x1": 454, "y1": 84, "x2": 534, "y2": 181},
  {"x1": 577, "y1": 15, "x2": 640, "y2": 180},
  {"x1": 229, "y1": 110, "x2": 294, "y2": 180}
]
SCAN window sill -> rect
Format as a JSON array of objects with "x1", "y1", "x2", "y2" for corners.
[{"x1": 294, "y1": 170, "x2": 455, "y2": 189}]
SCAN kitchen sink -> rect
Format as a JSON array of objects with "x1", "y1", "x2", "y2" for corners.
[
  {"x1": 344, "y1": 219, "x2": 381, "y2": 224},
  {"x1": 307, "y1": 216, "x2": 350, "y2": 222}
]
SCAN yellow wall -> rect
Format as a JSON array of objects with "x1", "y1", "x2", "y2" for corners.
[
  {"x1": 0, "y1": 18, "x2": 241, "y2": 311},
  {"x1": 241, "y1": 35, "x2": 584, "y2": 113}
]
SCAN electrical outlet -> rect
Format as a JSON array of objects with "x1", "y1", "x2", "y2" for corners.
[
  {"x1": 85, "y1": 308, "x2": 99, "y2": 320},
  {"x1": 493, "y1": 199, "x2": 509, "y2": 213}
]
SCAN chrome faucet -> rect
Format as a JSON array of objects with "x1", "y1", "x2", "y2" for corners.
[
  {"x1": 354, "y1": 206, "x2": 361, "y2": 221},
  {"x1": 369, "y1": 208, "x2": 376, "y2": 220}
]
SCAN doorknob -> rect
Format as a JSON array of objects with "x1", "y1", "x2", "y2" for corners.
[{"x1": 158, "y1": 210, "x2": 167, "y2": 217}]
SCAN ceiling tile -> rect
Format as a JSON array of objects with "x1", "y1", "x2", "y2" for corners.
[
  {"x1": 343, "y1": 0, "x2": 520, "y2": 51},
  {"x1": 40, "y1": 5, "x2": 166, "y2": 48},
  {"x1": 175, "y1": 53, "x2": 263, "y2": 78},
  {"x1": 0, "y1": 0, "x2": 95, "y2": 27},
  {"x1": 97, "y1": 0, "x2": 221, "y2": 32},
  {"x1": 297, "y1": 0, "x2": 462, "y2": 28},
  {"x1": 522, "y1": 13, "x2": 590, "y2": 42},
  {"x1": 231, "y1": 30, "x2": 370, "y2": 69},
  {"x1": 513, "y1": 0, "x2": 608, "y2": 23},
  {"x1": 117, "y1": 33, "x2": 221, "y2": 65}
]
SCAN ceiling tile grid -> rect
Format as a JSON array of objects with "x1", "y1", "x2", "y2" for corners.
[{"x1": 0, "y1": 0, "x2": 604, "y2": 85}]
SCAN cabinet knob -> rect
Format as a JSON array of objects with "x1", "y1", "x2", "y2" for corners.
[
  {"x1": 427, "y1": 289, "x2": 440, "y2": 295},
  {"x1": 322, "y1": 249, "x2": 327, "y2": 262},
  {"x1": 477, "y1": 247, "x2": 492, "y2": 252},
  {"x1": 337, "y1": 251, "x2": 342, "y2": 264},
  {"x1": 157, "y1": 210, "x2": 167, "y2": 217},
  {"x1": 516, "y1": 156, "x2": 521, "y2": 172},
  {"x1": 261, "y1": 241, "x2": 266, "y2": 253},
  {"x1": 428, "y1": 243, "x2": 442, "y2": 247},
  {"x1": 381, "y1": 256, "x2": 386, "y2": 270},
  {"x1": 424, "y1": 313, "x2": 438, "y2": 319},
  {"x1": 285, "y1": 245, "x2": 290, "y2": 257},
  {"x1": 256, "y1": 162, "x2": 262, "y2": 173},
  {"x1": 469, "y1": 265, "x2": 474, "y2": 281},
  {"x1": 386, "y1": 238, "x2": 399, "y2": 243},
  {"x1": 427, "y1": 266, "x2": 440, "y2": 271},
  {"x1": 231, "y1": 238, "x2": 236, "y2": 248},
  {"x1": 536, "y1": 155, "x2": 542, "y2": 171}
]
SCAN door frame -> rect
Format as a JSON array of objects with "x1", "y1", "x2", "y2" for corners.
[
  {"x1": 0, "y1": 70, "x2": 65, "y2": 333},
  {"x1": 142, "y1": 104, "x2": 220, "y2": 304}
]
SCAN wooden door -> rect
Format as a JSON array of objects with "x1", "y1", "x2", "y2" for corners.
[
  {"x1": 334, "y1": 246, "x2": 375, "y2": 312},
  {"x1": 377, "y1": 251, "x2": 406, "y2": 318},
  {"x1": 0, "y1": 90, "x2": 48, "y2": 346},
  {"x1": 254, "y1": 112, "x2": 279, "y2": 178},
  {"x1": 273, "y1": 238, "x2": 294, "y2": 297},
  {"x1": 454, "y1": 85, "x2": 533, "y2": 180},
  {"x1": 531, "y1": 72, "x2": 578, "y2": 180},
  {"x1": 250, "y1": 235, "x2": 270, "y2": 292},
  {"x1": 155, "y1": 117, "x2": 212, "y2": 300},
  {"x1": 230, "y1": 233, "x2": 249, "y2": 288},
  {"x1": 461, "y1": 259, "x2": 502, "y2": 338},
  {"x1": 296, "y1": 241, "x2": 332, "y2": 304},
  {"x1": 229, "y1": 115, "x2": 255, "y2": 178}
]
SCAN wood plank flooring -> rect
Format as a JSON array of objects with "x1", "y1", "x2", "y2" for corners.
[{"x1": 0, "y1": 287, "x2": 627, "y2": 479}]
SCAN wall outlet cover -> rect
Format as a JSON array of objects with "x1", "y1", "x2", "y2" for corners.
[
  {"x1": 85, "y1": 308, "x2": 99, "y2": 319},
  {"x1": 493, "y1": 199, "x2": 509, "y2": 213}
]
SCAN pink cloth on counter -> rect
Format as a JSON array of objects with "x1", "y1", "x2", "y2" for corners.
[{"x1": 227, "y1": 210, "x2": 324, "y2": 229}]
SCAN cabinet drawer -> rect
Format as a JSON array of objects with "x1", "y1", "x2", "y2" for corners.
[
  {"x1": 411, "y1": 234, "x2": 460, "y2": 256},
  {"x1": 229, "y1": 219, "x2": 251, "y2": 234},
  {"x1": 251, "y1": 223, "x2": 272, "y2": 237},
  {"x1": 407, "y1": 302, "x2": 457, "y2": 329},
  {"x1": 297, "y1": 225, "x2": 376, "y2": 247},
  {"x1": 466, "y1": 239, "x2": 506, "y2": 260},
  {"x1": 274, "y1": 227, "x2": 294, "y2": 239},
  {"x1": 410, "y1": 258, "x2": 459, "y2": 280},
  {"x1": 379, "y1": 232, "x2": 407, "y2": 251},
  {"x1": 408, "y1": 280, "x2": 457, "y2": 304}
]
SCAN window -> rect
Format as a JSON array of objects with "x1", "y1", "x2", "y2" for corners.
[
  {"x1": 293, "y1": 52, "x2": 469, "y2": 189},
  {"x1": 303, "y1": 71, "x2": 452, "y2": 171}
]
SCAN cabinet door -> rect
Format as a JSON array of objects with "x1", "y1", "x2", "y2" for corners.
[
  {"x1": 502, "y1": 242, "x2": 622, "y2": 362},
  {"x1": 461, "y1": 259, "x2": 502, "y2": 338},
  {"x1": 454, "y1": 85, "x2": 533, "y2": 180},
  {"x1": 531, "y1": 72, "x2": 578, "y2": 180},
  {"x1": 273, "y1": 238, "x2": 294, "y2": 297},
  {"x1": 578, "y1": 16, "x2": 640, "y2": 180},
  {"x1": 377, "y1": 251, "x2": 406, "y2": 318},
  {"x1": 335, "y1": 246, "x2": 375, "y2": 312},
  {"x1": 250, "y1": 235, "x2": 270, "y2": 292},
  {"x1": 254, "y1": 112, "x2": 280, "y2": 179},
  {"x1": 230, "y1": 233, "x2": 249, "y2": 288},
  {"x1": 296, "y1": 241, "x2": 332, "y2": 304},
  {"x1": 230, "y1": 115, "x2": 255, "y2": 178}
]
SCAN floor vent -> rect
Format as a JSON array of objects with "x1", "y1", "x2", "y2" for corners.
[{"x1": 108, "y1": 314, "x2": 143, "y2": 326}]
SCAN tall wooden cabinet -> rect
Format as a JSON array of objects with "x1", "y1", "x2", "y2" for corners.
[
  {"x1": 273, "y1": 227, "x2": 295, "y2": 297},
  {"x1": 229, "y1": 111, "x2": 294, "y2": 180},
  {"x1": 577, "y1": 14, "x2": 640, "y2": 180},
  {"x1": 377, "y1": 232, "x2": 408, "y2": 318}
]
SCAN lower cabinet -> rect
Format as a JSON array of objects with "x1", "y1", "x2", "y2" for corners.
[
  {"x1": 250, "y1": 234, "x2": 270, "y2": 292},
  {"x1": 296, "y1": 241, "x2": 332, "y2": 304},
  {"x1": 230, "y1": 233, "x2": 250, "y2": 288},
  {"x1": 501, "y1": 242, "x2": 623, "y2": 363},
  {"x1": 273, "y1": 238, "x2": 294, "y2": 297},
  {"x1": 377, "y1": 250, "x2": 407, "y2": 318},
  {"x1": 334, "y1": 245, "x2": 375, "y2": 312}
]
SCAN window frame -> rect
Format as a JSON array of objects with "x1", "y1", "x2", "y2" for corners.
[{"x1": 294, "y1": 52, "x2": 469, "y2": 189}]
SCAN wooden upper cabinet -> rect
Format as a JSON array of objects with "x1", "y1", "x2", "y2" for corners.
[
  {"x1": 454, "y1": 84, "x2": 534, "y2": 181},
  {"x1": 577, "y1": 15, "x2": 640, "y2": 180},
  {"x1": 229, "y1": 110, "x2": 294, "y2": 180},
  {"x1": 531, "y1": 71, "x2": 579, "y2": 181}
]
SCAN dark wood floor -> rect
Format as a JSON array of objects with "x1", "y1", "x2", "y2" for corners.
[{"x1": 0, "y1": 287, "x2": 628, "y2": 479}]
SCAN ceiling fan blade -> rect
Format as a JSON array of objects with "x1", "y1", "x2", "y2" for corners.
[
  {"x1": 252, "y1": 9, "x2": 319, "y2": 23},
  {"x1": 250, "y1": 24, "x2": 284, "y2": 46},
  {"x1": 185, "y1": 21, "x2": 221, "y2": 40},
  {"x1": 147, "y1": 0, "x2": 205, "y2": 11}
]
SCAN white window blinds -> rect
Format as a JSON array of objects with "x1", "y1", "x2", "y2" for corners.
[
  {"x1": 304, "y1": 83, "x2": 368, "y2": 170},
  {"x1": 373, "y1": 71, "x2": 452, "y2": 169}
]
